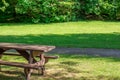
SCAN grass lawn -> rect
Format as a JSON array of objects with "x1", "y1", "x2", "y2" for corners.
[
  {"x1": 0, "y1": 21, "x2": 120, "y2": 49},
  {"x1": 0, "y1": 54, "x2": 120, "y2": 80},
  {"x1": 0, "y1": 21, "x2": 120, "y2": 80}
]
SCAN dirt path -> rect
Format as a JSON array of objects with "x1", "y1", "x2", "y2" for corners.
[
  {"x1": 49, "y1": 47, "x2": 120, "y2": 58},
  {"x1": 5, "y1": 47, "x2": 120, "y2": 58}
]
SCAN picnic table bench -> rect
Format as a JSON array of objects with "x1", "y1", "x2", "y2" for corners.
[{"x1": 0, "y1": 43, "x2": 58, "y2": 80}]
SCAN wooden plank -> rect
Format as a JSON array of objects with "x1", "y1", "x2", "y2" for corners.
[
  {"x1": 0, "y1": 43, "x2": 55, "y2": 52},
  {"x1": 0, "y1": 48, "x2": 6, "y2": 56},
  {"x1": 4, "y1": 53, "x2": 59, "y2": 59},
  {"x1": 0, "y1": 60, "x2": 42, "y2": 69},
  {"x1": 0, "y1": 48, "x2": 6, "y2": 71}
]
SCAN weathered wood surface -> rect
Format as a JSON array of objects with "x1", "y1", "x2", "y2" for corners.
[
  {"x1": 4, "y1": 53, "x2": 59, "y2": 59},
  {"x1": 0, "y1": 43, "x2": 57, "y2": 80},
  {"x1": 0, "y1": 60, "x2": 41, "y2": 69},
  {"x1": 0, "y1": 43, "x2": 55, "y2": 52},
  {"x1": 0, "y1": 54, "x2": 45, "y2": 69}
]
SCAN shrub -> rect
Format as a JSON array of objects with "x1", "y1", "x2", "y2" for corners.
[
  {"x1": 116, "y1": 0, "x2": 120, "y2": 20},
  {"x1": 79, "y1": 0, "x2": 119, "y2": 20},
  {"x1": 16, "y1": 0, "x2": 80, "y2": 23},
  {"x1": 0, "y1": 0, "x2": 120, "y2": 23}
]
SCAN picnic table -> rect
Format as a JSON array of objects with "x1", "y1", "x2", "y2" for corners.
[{"x1": 0, "y1": 43, "x2": 58, "y2": 80}]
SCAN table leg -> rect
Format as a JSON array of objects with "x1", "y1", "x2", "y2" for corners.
[
  {"x1": 24, "y1": 50, "x2": 34, "y2": 80},
  {"x1": 0, "y1": 48, "x2": 6, "y2": 58},
  {"x1": 29, "y1": 51, "x2": 34, "y2": 63},
  {"x1": 0, "y1": 48, "x2": 6, "y2": 71},
  {"x1": 38, "y1": 53, "x2": 45, "y2": 75},
  {"x1": 41, "y1": 66, "x2": 45, "y2": 75},
  {"x1": 24, "y1": 68, "x2": 33, "y2": 80}
]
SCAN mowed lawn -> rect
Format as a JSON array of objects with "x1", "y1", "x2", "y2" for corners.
[
  {"x1": 0, "y1": 21, "x2": 120, "y2": 49},
  {"x1": 0, "y1": 54, "x2": 120, "y2": 80},
  {"x1": 0, "y1": 21, "x2": 120, "y2": 80}
]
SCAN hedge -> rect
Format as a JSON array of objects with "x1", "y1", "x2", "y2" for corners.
[{"x1": 0, "y1": 0, "x2": 120, "y2": 23}]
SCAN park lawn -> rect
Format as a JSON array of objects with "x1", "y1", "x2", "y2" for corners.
[
  {"x1": 0, "y1": 54, "x2": 120, "y2": 80},
  {"x1": 0, "y1": 21, "x2": 120, "y2": 49}
]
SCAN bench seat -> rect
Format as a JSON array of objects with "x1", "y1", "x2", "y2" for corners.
[
  {"x1": 0, "y1": 60, "x2": 41, "y2": 69},
  {"x1": 4, "y1": 53, "x2": 59, "y2": 59}
]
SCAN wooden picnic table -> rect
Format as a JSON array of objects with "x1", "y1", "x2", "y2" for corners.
[{"x1": 0, "y1": 43, "x2": 58, "y2": 80}]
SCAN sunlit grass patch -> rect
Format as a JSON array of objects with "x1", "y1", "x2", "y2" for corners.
[{"x1": 1, "y1": 54, "x2": 120, "y2": 80}]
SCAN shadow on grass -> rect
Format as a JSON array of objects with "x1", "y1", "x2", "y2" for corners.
[
  {"x1": 0, "y1": 74, "x2": 20, "y2": 80},
  {"x1": 0, "y1": 33, "x2": 120, "y2": 48},
  {"x1": 46, "y1": 54, "x2": 120, "y2": 80},
  {"x1": 0, "y1": 20, "x2": 120, "y2": 26},
  {"x1": 0, "y1": 69, "x2": 42, "y2": 80},
  {"x1": 48, "y1": 74, "x2": 120, "y2": 80},
  {"x1": 1, "y1": 72, "x2": 119, "y2": 80},
  {"x1": 0, "y1": 71, "x2": 24, "y2": 80},
  {"x1": 0, "y1": 33, "x2": 120, "y2": 57},
  {"x1": 0, "y1": 23, "x2": 48, "y2": 27},
  {"x1": 0, "y1": 33, "x2": 120, "y2": 60},
  {"x1": 0, "y1": 54, "x2": 120, "y2": 80}
]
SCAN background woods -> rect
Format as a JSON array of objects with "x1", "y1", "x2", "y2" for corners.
[{"x1": 0, "y1": 0, "x2": 120, "y2": 23}]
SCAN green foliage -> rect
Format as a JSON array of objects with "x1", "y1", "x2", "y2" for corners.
[
  {"x1": 116, "y1": 0, "x2": 120, "y2": 19},
  {"x1": 0, "y1": 0, "x2": 9, "y2": 12},
  {"x1": 0, "y1": 0, "x2": 120, "y2": 23},
  {"x1": 99, "y1": 0, "x2": 117, "y2": 20},
  {"x1": 81, "y1": 0, "x2": 100, "y2": 15},
  {"x1": 80, "y1": 0, "x2": 119, "y2": 20},
  {"x1": 16, "y1": 0, "x2": 80, "y2": 23},
  {"x1": 0, "y1": 0, "x2": 18, "y2": 22}
]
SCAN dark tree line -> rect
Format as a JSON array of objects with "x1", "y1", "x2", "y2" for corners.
[{"x1": 0, "y1": 0, "x2": 120, "y2": 23}]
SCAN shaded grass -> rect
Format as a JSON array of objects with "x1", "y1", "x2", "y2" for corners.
[
  {"x1": 0, "y1": 54, "x2": 120, "y2": 80},
  {"x1": 0, "y1": 21, "x2": 120, "y2": 49},
  {"x1": 0, "y1": 33, "x2": 120, "y2": 49}
]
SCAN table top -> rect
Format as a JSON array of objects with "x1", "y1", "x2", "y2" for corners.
[{"x1": 0, "y1": 43, "x2": 55, "y2": 52}]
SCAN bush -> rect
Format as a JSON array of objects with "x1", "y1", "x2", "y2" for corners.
[
  {"x1": 116, "y1": 0, "x2": 120, "y2": 20},
  {"x1": 16, "y1": 0, "x2": 80, "y2": 23},
  {"x1": 0, "y1": 0, "x2": 120, "y2": 23},
  {"x1": 79, "y1": 0, "x2": 119, "y2": 20}
]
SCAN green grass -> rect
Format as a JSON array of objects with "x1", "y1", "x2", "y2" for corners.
[
  {"x1": 0, "y1": 54, "x2": 120, "y2": 80},
  {"x1": 0, "y1": 21, "x2": 120, "y2": 48},
  {"x1": 0, "y1": 21, "x2": 120, "y2": 80}
]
